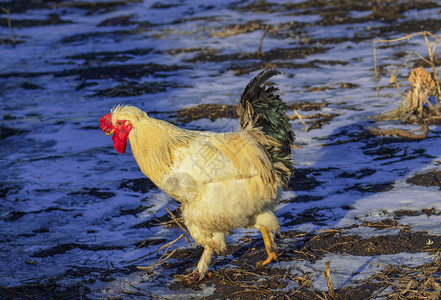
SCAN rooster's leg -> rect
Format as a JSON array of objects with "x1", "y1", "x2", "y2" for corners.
[
  {"x1": 176, "y1": 246, "x2": 213, "y2": 283},
  {"x1": 196, "y1": 246, "x2": 213, "y2": 278},
  {"x1": 257, "y1": 226, "x2": 278, "y2": 267}
]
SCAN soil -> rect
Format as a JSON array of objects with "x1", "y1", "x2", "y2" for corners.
[
  {"x1": 174, "y1": 104, "x2": 238, "y2": 123},
  {"x1": 123, "y1": 223, "x2": 441, "y2": 300},
  {"x1": 407, "y1": 171, "x2": 441, "y2": 189}
]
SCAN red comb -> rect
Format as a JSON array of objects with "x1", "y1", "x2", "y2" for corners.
[{"x1": 100, "y1": 113, "x2": 113, "y2": 133}]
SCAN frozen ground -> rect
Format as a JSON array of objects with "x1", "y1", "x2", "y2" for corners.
[{"x1": 1, "y1": 0, "x2": 441, "y2": 299}]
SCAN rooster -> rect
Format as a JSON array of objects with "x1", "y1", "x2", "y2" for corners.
[{"x1": 100, "y1": 69, "x2": 294, "y2": 281}]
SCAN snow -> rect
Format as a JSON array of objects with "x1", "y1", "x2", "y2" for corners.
[
  {"x1": 1, "y1": 0, "x2": 441, "y2": 298},
  {"x1": 301, "y1": 252, "x2": 435, "y2": 291}
]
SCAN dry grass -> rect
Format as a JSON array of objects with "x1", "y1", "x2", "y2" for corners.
[
  {"x1": 370, "y1": 31, "x2": 441, "y2": 139},
  {"x1": 370, "y1": 257, "x2": 441, "y2": 299},
  {"x1": 374, "y1": 31, "x2": 441, "y2": 103},
  {"x1": 135, "y1": 207, "x2": 194, "y2": 270},
  {"x1": 1, "y1": 7, "x2": 16, "y2": 46},
  {"x1": 360, "y1": 219, "x2": 410, "y2": 230}
]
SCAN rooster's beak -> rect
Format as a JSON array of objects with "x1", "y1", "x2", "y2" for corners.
[{"x1": 105, "y1": 129, "x2": 115, "y2": 136}]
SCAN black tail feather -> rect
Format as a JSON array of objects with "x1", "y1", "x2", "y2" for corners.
[{"x1": 237, "y1": 69, "x2": 295, "y2": 185}]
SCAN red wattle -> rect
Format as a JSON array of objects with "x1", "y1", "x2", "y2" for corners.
[
  {"x1": 112, "y1": 131, "x2": 128, "y2": 154},
  {"x1": 111, "y1": 122, "x2": 132, "y2": 154}
]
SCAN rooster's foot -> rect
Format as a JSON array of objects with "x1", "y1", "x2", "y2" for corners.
[
  {"x1": 256, "y1": 250, "x2": 278, "y2": 268},
  {"x1": 174, "y1": 270, "x2": 209, "y2": 284}
]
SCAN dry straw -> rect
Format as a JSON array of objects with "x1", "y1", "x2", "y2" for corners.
[
  {"x1": 1, "y1": 7, "x2": 16, "y2": 45},
  {"x1": 370, "y1": 31, "x2": 441, "y2": 139}
]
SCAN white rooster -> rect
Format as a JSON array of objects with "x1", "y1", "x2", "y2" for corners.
[{"x1": 100, "y1": 69, "x2": 294, "y2": 281}]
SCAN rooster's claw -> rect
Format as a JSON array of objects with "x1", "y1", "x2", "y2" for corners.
[
  {"x1": 174, "y1": 270, "x2": 206, "y2": 284},
  {"x1": 256, "y1": 250, "x2": 278, "y2": 268}
]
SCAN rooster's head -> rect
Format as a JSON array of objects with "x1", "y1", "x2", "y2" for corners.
[{"x1": 100, "y1": 113, "x2": 132, "y2": 154}]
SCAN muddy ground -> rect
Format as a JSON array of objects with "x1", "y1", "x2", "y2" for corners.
[{"x1": 1, "y1": 0, "x2": 441, "y2": 299}]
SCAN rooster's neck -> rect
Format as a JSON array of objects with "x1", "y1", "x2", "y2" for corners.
[{"x1": 128, "y1": 116, "x2": 191, "y2": 186}]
